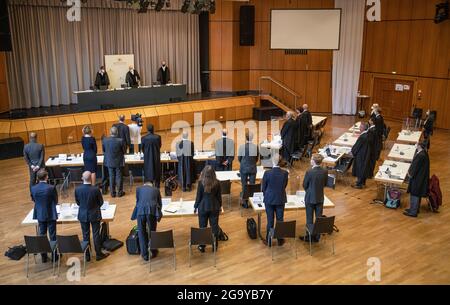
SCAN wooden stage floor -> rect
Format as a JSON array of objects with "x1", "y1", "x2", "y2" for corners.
[{"x1": 0, "y1": 115, "x2": 449, "y2": 284}]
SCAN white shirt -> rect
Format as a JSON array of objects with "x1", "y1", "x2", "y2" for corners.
[{"x1": 128, "y1": 123, "x2": 142, "y2": 145}]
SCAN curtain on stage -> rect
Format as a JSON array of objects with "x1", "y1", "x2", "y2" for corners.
[
  {"x1": 332, "y1": 0, "x2": 365, "y2": 115},
  {"x1": 6, "y1": 0, "x2": 200, "y2": 109}
]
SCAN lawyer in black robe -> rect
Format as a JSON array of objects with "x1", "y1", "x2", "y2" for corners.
[
  {"x1": 351, "y1": 125, "x2": 372, "y2": 188},
  {"x1": 299, "y1": 108, "x2": 313, "y2": 148},
  {"x1": 280, "y1": 114, "x2": 297, "y2": 162},
  {"x1": 423, "y1": 111, "x2": 434, "y2": 149},
  {"x1": 367, "y1": 122, "x2": 378, "y2": 178},
  {"x1": 374, "y1": 112, "x2": 384, "y2": 160},
  {"x1": 176, "y1": 137, "x2": 195, "y2": 192},
  {"x1": 94, "y1": 67, "x2": 110, "y2": 89},
  {"x1": 405, "y1": 144, "x2": 430, "y2": 217},
  {"x1": 157, "y1": 62, "x2": 171, "y2": 85},
  {"x1": 141, "y1": 124, "x2": 162, "y2": 187}
]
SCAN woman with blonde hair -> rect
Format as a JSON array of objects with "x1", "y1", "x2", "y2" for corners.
[{"x1": 81, "y1": 125, "x2": 97, "y2": 185}]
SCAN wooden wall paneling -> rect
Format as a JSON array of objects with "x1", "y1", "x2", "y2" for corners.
[
  {"x1": 58, "y1": 116, "x2": 77, "y2": 144},
  {"x1": 317, "y1": 72, "x2": 332, "y2": 113},
  {"x1": 393, "y1": 21, "x2": 411, "y2": 75},
  {"x1": 41, "y1": 117, "x2": 62, "y2": 146},
  {"x1": 167, "y1": 104, "x2": 183, "y2": 128},
  {"x1": 382, "y1": 0, "x2": 402, "y2": 20},
  {"x1": 306, "y1": 72, "x2": 319, "y2": 111},
  {"x1": 283, "y1": 70, "x2": 296, "y2": 110},
  {"x1": 190, "y1": 102, "x2": 205, "y2": 126},
  {"x1": 213, "y1": 100, "x2": 227, "y2": 121},
  {"x1": 271, "y1": 70, "x2": 285, "y2": 101},
  {"x1": 382, "y1": 21, "x2": 399, "y2": 74},
  {"x1": 397, "y1": 0, "x2": 413, "y2": 20},
  {"x1": 250, "y1": 22, "x2": 262, "y2": 70},
  {"x1": 221, "y1": 71, "x2": 233, "y2": 92},
  {"x1": 430, "y1": 79, "x2": 448, "y2": 128},
  {"x1": 209, "y1": 22, "x2": 222, "y2": 71},
  {"x1": 201, "y1": 101, "x2": 216, "y2": 123},
  {"x1": 371, "y1": 21, "x2": 387, "y2": 74},
  {"x1": 221, "y1": 23, "x2": 233, "y2": 71},
  {"x1": 10, "y1": 120, "x2": 28, "y2": 143},
  {"x1": 0, "y1": 53, "x2": 9, "y2": 113},
  {"x1": 179, "y1": 103, "x2": 194, "y2": 126},
  {"x1": 307, "y1": 50, "x2": 321, "y2": 71},
  {"x1": 362, "y1": 21, "x2": 375, "y2": 72},
  {"x1": 260, "y1": 22, "x2": 272, "y2": 70},
  {"x1": 221, "y1": 0, "x2": 235, "y2": 21},
  {"x1": 73, "y1": 114, "x2": 91, "y2": 142},
  {"x1": 209, "y1": 71, "x2": 222, "y2": 92},
  {"x1": 433, "y1": 21, "x2": 450, "y2": 79},
  {"x1": 88, "y1": 113, "x2": 107, "y2": 138},
  {"x1": 444, "y1": 80, "x2": 450, "y2": 129},
  {"x1": 294, "y1": 71, "x2": 307, "y2": 108},
  {"x1": 419, "y1": 21, "x2": 440, "y2": 78},
  {"x1": 24, "y1": 119, "x2": 46, "y2": 146},
  {"x1": 318, "y1": 51, "x2": 332, "y2": 71},
  {"x1": 103, "y1": 111, "x2": 120, "y2": 131},
  {"x1": 142, "y1": 107, "x2": 160, "y2": 131},
  {"x1": 224, "y1": 99, "x2": 236, "y2": 121},
  {"x1": 155, "y1": 106, "x2": 171, "y2": 131},
  {"x1": 405, "y1": 20, "x2": 425, "y2": 76},
  {"x1": 0, "y1": 121, "x2": 10, "y2": 139}
]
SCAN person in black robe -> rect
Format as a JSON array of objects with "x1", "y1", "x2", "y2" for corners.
[
  {"x1": 404, "y1": 142, "x2": 430, "y2": 218},
  {"x1": 369, "y1": 104, "x2": 379, "y2": 121},
  {"x1": 366, "y1": 118, "x2": 378, "y2": 178},
  {"x1": 280, "y1": 111, "x2": 297, "y2": 163},
  {"x1": 125, "y1": 65, "x2": 141, "y2": 88},
  {"x1": 141, "y1": 124, "x2": 162, "y2": 188},
  {"x1": 94, "y1": 66, "x2": 110, "y2": 89},
  {"x1": 351, "y1": 122, "x2": 371, "y2": 189},
  {"x1": 373, "y1": 108, "x2": 384, "y2": 160},
  {"x1": 423, "y1": 110, "x2": 434, "y2": 149},
  {"x1": 157, "y1": 61, "x2": 171, "y2": 85},
  {"x1": 299, "y1": 104, "x2": 313, "y2": 148},
  {"x1": 294, "y1": 108, "x2": 303, "y2": 150},
  {"x1": 176, "y1": 132, "x2": 195, "y2": 192}
]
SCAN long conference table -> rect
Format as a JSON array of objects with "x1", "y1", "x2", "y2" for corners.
[
  {"x1": 74, "y1": 84, "x2": 187, "y2": 112},
  {"x1": 249, "y1": 191, "x2": 335, "y2": 240}
]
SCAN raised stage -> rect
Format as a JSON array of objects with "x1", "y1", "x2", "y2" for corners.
[{"x1": 0, "y1": 95, "x2": 256, "y2": 147}]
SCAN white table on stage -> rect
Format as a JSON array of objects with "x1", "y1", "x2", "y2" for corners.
[
  {"x1": 348, "y1": 122, "x2": 362, "y2": 133},
  {"x1": 249, "y1": 191, "x2": 335, "y2": 240},
  {"x1": 317, "y1": 145, "x2": 352, "y2": 167},
  {"x1": 375, "y1": 160, "x2": 411, "y2": 186},
  {"x1": 215, "y1": 166, "x2": 266, "y2": 182},
  {"x1": 387, "y1": 143, "x2": 416, "y2": 162},
  {"x1": 396, "y1": 130, "x2": 422, "y2": 144},
  {"x1": 333, "y1": 132, "x2": 359, "y2": 148}
]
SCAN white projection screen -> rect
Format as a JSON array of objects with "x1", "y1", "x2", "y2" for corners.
[{"x1": 270, "y1": 9, "x2": 342, "y2": 50}]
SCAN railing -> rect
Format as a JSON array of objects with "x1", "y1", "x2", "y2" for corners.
[{"x1": 258, "y1": 76, "x2": 302, "y2": 111}]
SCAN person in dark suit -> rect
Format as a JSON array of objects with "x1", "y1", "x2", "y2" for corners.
[
  {"x1": 125, "y1": 65, "x2": 140, "y2": 87},
  {"x1": 300, "y1": 154, "x2": 328, "y2": 243},
  {"x1": 131, "y1": 181, "x2": 162, "y2": 261},
  {"x1": 262, "y1": 156, "x2": 289, "y2": 247},
  {"x1": 404, "y1": 142, "x2": 430, "y2": 218},
  {"x1": 157, "y1": 61, "x2": 171, "y2": 85},
  {"x1": 94, "y1": 66, "x2": 110, "y2": 89},
  {"x1": 351, "y1": 122, "x2": 372, "y2": 189},
  {"x1": 373, "y1": 108, "x2": 385, "y2": 160},
  {"x1": 423, "y1": 110, "x2": 434, "y2": 149},
  {"x1": 75, "y1": 171, "x2": 109, "y2": 261},
  {"x1": 112, "y1": 115, "x2": 131, "y2": 153},
  {"x1": 299, "y1": 104, "x2": 313, "y2": 148},
  {"x1": 295, "y1": 107, "x2": 303, "y2": 150},
  {"x1": 102, "y1": 127, "x2": 126, "y2": 197},
  {"x1": 194, "y1": 166, "x2": 222, "y2": 252},
  {"x1": 81, "y1": 125, "x2": 98, "y2": 185},
  {"x1": 141, "y1": 124, "x2": 162, "y2": 188},
  {"x1": 238, "y1": 131, "x2": 259, "y2": 208},
  {"x1": 367, "y1": 118, "x2": 378, "y2": 178},
  {"x1": 281, "y1": 111, "x2": 297, "y2": 163},
  {"x1": 176, "y1": 132, "x2": 195, "y2": 192},
  {"x1": 215, "y1": 129, "x2": 235, "y2": 171},
  {"x1": 24, "y1": 132, "x2": 45, "y2": 197},
  {"x1": 31, "y1": 170, "x2": 58, "y2": 262}
]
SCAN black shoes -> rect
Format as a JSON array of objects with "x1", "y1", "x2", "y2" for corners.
[
  {"x1": 111, "y1": 193, "x2": 116, "y2": 198},
  {"x1": 403, "y1": 211, "x2": 417, "y2": 218},
  {"x1": 299, "y1": 236, "x2": 319, "y2": 243},
  {"x1": 198, "y1": 245, "x2": 206, "y2": 253},
  {"x1": 96, "y1": 252, "x2": 109, "y2": 261},
  {"x1": 118, "y1": 191, "x2": 125, "y2": 197},
  {"x1": 278, "y1": 239, "x2": 285, "y2": 247}
]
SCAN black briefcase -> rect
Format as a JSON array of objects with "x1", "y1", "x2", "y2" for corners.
[
  {"x1": 126, "y1": 226, "x2": 140, "y2": 255},
  {"x1": 246, "y1": 218, "x2": 257, "y2": 240}
]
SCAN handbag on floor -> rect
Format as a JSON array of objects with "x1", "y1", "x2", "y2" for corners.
[
  {"x1": 5, "y1": 245, "x2": 27, "y2": 260},
  {"x1": 385, "y1": 188, "x2": 401, "y2": 209}
]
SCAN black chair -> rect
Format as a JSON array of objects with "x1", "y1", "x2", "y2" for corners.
[
  {"x1": 24, "y1": 235, "x2": 57, "y2": 277},
  {"x1": 189, "y1": 227, "x2": 216, "y2": 267},
  {"x1": 326, "y1": 174, "x2": 336, "y2": 190},
  {"x1": 333, "y1": 157, "x2": 354, "y2": 186},
  {"x1": 268, "y1": 221, "x2": 297, "y2": 260},
  {"x1": 149, "y1": 230, "x2": 176, "y2": 272},
  {"x1": 56, "y1": 235, "x2": 90, "y2": 277},
  {"x1": 67, "y1": 168, "x2": 83, "y2": 190},
  {"x1": 305, "y1": 216, "x2": 336, "y2": 256},
  {"x1": 240, "y1": 183, "x2": 262, "y2": 216},
  {"x1": 219, "y1": 180, "x2": 232, "y2": 210}
]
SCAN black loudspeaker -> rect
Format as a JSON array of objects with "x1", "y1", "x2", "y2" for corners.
[
  {"x1": 0, "y1": 137, "x2": 24, "y2": 160},
  {"x1": 0, "y1": 0, "x2": 12, "y2": 52},
  {"x1": 240, "y1": 5, "x2": 255, "y2": 46}
]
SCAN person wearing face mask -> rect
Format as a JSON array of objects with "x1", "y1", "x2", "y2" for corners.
[
  {"x1": 157, "y1": 61, "x2": 171, "y2": 85},
  {"x1": 94, "y1": 65, "x2": 110, "y2": 90},
  {"x1": 125, "y1": 65, "x2": 141, "y2": 88},
  {"x1": 404, "y1": 142, "x2": 430, "y2": 218}
]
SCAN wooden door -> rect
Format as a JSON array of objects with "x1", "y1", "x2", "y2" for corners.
[{"x1": 372, "y1": 77, "x2": 414, "y2": 120}]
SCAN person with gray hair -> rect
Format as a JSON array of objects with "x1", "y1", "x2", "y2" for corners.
[
  {"x1": 176, "y1": 131, "x2": 195, "y2": 192},
  {"x1": 113, "y1": 115, "x2": 131, "y2": 153},
  {"x1": 102, "y1": 126, "x2": 126, "y2": 197},
  {"x1": 24, "y1": 132, "x2": 45, "y2": 197},
  {"x1": 215, "y1": 129, "x2": 235, "y2": 171},
  {"x1": 238, "y1": 131, "x2": 259, "y2": 208},
  {"x1": 75, "y1": 171, "x2": 109, "y2": 261}
]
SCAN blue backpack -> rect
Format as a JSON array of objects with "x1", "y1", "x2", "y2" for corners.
[{"x1": 385, "y1": 188, "x2": 401, "y2": 209}]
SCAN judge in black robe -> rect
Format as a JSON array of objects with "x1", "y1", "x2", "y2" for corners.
[
  {"x1": 299, "y1": 104, "x2": 313, "y2": 148},
  {"x1": 373, "y1": 111, "x2": 384, "y2": 160},
  {"x1": 294, "y1": 108, "x2": 303, "y2": 150},
  {"x1": 351, "y1": 123, "x2": 371, "y2": 188},
  {"x1": 125, "y1": 66, "x2": 141, "y2": 87},
  {"x1": 280, "y1": 112, "x2": 297, "y2": 162},
  {"x1": 367, "y1": 119, "x2": 378, "y2": 178},
  {"x1": 157, "y1": 61, "x2": 171, "y2": 85},
  {"x1": 94, "y1": 66, "x2": 110, "y2": 89},
  {"x1": 176, "y1": 133, "x2": 195, "y2": 192},
  {"x1": 423, "y1": 110, "x2": 434, "y2": 149},
  {"x1": 141, "y1": 124, "x2": 162, "y2": 187},
  {"x1": 404, "y1": 142, "x2": 430, "y2": 218}
]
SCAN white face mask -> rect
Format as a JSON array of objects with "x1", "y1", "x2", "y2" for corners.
[{"x1": 100, "y1": 69, "x2": 105, "y2": 73}]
